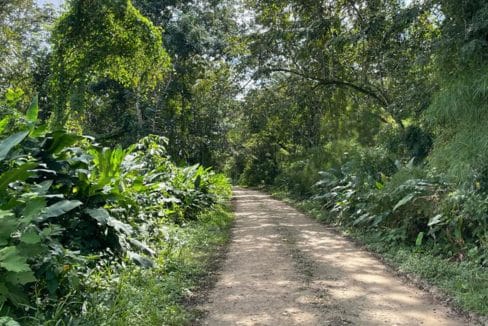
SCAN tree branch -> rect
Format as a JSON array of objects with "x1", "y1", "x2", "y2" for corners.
[
  {"x1": 262, "y1": 67, "x2": 403, "y2": 127},
  {"x1": 263, "y1": 67, "x2": 389, "y2": 107}
]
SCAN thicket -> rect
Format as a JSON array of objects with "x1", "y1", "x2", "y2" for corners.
[
  {"x1": 0, "y1": 97, "x2": 231, "y2": 324},
  {"x1": 0, "y1": 1, "x2": 240, "y2": 323},
  {"x1": 233, "y1": 0, "x2": 488, "y2": 272}
]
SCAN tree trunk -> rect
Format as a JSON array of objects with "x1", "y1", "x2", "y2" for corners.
[{"x1": 135, "y1": 86, "x2": 143, "y2": 137}]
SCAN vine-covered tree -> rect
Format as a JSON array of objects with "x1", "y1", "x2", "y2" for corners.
[
  {"x1": 131, "y1": 0, "x2": 241, "y2": 165},
  {"x1": 49, "y1": 0, "x2": 171, "y2": 140}
]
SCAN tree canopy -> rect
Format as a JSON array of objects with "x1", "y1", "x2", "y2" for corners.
[{"x1": 49, "y1": 0, "x2": 171, "y2": 130}]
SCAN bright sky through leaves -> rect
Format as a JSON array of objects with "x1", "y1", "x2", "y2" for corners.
[{"x1": 37, "y1": 0, "x2": 63, "y2": 7}]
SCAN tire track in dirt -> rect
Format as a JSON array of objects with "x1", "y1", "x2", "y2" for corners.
[{"x1": 198, "y1": 188, "x2": 474, "y2": 325}]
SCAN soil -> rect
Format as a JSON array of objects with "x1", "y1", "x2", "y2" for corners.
[{"x1": 197, "y1": 188, "x2": 476, "y2": 325}]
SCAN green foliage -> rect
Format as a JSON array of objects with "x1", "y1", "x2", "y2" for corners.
[
  {"x1": 275, "y1": 159, "x2": 320, "y2": 198},
  {"x1": 0, "y1": 0, "x2": 52, "y2": 99},
  {"x1": 246, "y1": 0, "x2": 438, "y2": 127},
  {"x1": 427, "y1": 68, "x2": 488, "y2": 185},
  {"x1": 49, "y1": 0, "x2": 171, "y2": 128},
  {"x1": 423, "y1": 1, "x2": 488, "y2": 186},
  {"x1": 239, "y1": 137, "x2": 281, "y2": 186},
  {"x1": 78, "y1": 205, "x2": 233, "y2": 325},
  {"x1": 0, "y1": 100, "x2": 232, "y2": 323},
  {"x1": 381, "y1": 125, "x2": 433, "y2": 163}
]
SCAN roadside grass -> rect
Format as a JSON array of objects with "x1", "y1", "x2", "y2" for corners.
[
  {"x1": 270, "y1": 189, "x2": 488, "y2": 318},
  {"x1": 78, "y1": 205, "x2": 234, "y2": 326}
]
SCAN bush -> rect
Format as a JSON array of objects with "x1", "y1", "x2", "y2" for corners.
[
  {"x1": 0, "y1": 99, "x2": 232, "y2": 322},
  {"x1": 309, "y1": 153, "x2": 487, "y2": 265}
]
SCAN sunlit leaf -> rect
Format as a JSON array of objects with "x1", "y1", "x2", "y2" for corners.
[
  {"x1": 392, "y1": 193, "x2": 415, "y2": 212},
  {"x1": 0, "y1": 116, "x2": 10, "y2": 134},
  {"x1": 428, "y1": 214, "x2": 443, "y2": 227},
  {"x1": 26, "y1": 95, "x2": 38, "y2": 123},
  {"x1": 0, "y1": 315, "x2": 20, "y2": 326},
  {"x1": 0, "y1": 247, "x2": 31, "y2": 272},
  {"x1": 415, "y1": 232, "x2": 424, "y2": 246}
]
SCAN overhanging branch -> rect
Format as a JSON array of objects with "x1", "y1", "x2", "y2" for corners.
[
  {"x1": 262, "y1": 67, "x2": 402, "y2": 127},
  {"x1": 263, "y1": 67, "x2": 389, "y2": 107}
]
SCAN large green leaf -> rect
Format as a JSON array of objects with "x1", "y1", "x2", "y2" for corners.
[
  {"x1": 85, "y1": 207, "x2": 110, "y2": 226},
  {"x1": 0, "y1": 316, "x2": 20, "y2": 326},
  {"x1": 91, "y1": 147, "x2": 126, "y2": 186},
  {"x1": 4, "y1": 281, "x2": 29, "y2": 306},
  {"x1": 26, "y1": 95, "x2": 38, "y2": 123},
  {"x1": 0, "y1": 247, "x2": 31, "y2": 272},
  {"x1": 40, "y1": 200, "x2": 83, "y2": 221},
  {"x1": 32, "y1": 180, "x2": 53, "y2": 195},
  {"x1": 108, "y1": 217, "x2": 133, "y2": 235},
  {"x1": 392, "y1": 193, "x2": 416, "y2": 212},
  {"x1": 45, "y1": 131, "x2": 82, "y2": 155},
  {"x1": 0, "y1": 210, "x2": 17, "y2": 246},
  {"x1": 128, "y1": 251, "x2": 153, "y2": 268},
  {"x1": 29, "y1": 124, "x2": 47, "y2": 138},
  {"x1": 4, "y1": 271, "x2": 36, "y2": 285},
  {"x1": 0, "y1": 162, "x2": 37, "y2": 192},
  {"x1": 21, "y1": 197, "x2": 46, "y2": 224},
  {"x1": 0, "y1": 131, "x2": 29, "y2": 161},
  {"x1": 20, "y1": 228, "x2": 41, "y2": 245}
]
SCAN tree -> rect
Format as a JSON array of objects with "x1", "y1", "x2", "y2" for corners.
[
  {"x1": 244, "y1": 0, "x2": 439, "y2": 127},
  {"x1": 132, "y1": 0, "x2": 241, "y2": 164},
  {"x1": 224, "y1": 0, "x2": 444, "y2": 185},
  {"x1": 0, "y1": 0, "x2": 53, "y2": 102},
  {"x1": 49, "y1": 0, "x2": 171, "y2": 136}
]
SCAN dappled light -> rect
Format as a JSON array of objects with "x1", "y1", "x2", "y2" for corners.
[{"x1": 200, "y1": 189, "x2": 466, "y2": 325}]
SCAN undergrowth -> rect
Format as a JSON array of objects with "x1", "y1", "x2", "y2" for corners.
[
  {"x1": 78, "y1": 205, "x2": 234, "y2": 325},
  {"x1": 0, "y1": 98, "x2": 234, "y2": 324}
]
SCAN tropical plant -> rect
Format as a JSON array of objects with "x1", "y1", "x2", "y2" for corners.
[{"x1": 0, "y1": 97, "x2": 231, "y2": 322}]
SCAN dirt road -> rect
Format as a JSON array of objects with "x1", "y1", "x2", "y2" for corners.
[{"x1": 199, "y1": 188, "x2": 472, "y2": 325}]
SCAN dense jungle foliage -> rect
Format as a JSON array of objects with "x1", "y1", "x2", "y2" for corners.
[
  {"x1": 1, "y1": 0, "x2": 488, "y2": 322},
  {"x1": 233, "y1": 0, "x2": 488, "y2": 267},
  {"x1": 1, "y1": 1, "x2": 234, "y2": 323},
  {"x1": 0, "y1": 97, "x2": 232, "y2": 324}
]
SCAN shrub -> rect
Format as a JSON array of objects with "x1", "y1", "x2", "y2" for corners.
[{"x1": 0, "y1": 99, "x2": 232, "y2": 322}]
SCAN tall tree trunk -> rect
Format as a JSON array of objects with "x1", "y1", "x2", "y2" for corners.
[{"x1": 135, "y1": 86, "x2": 143, "y2": 137}]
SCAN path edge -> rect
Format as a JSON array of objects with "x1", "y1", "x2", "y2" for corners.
[{"x1": 263, "y1": 189, "x2": 488, "y2": 326}]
